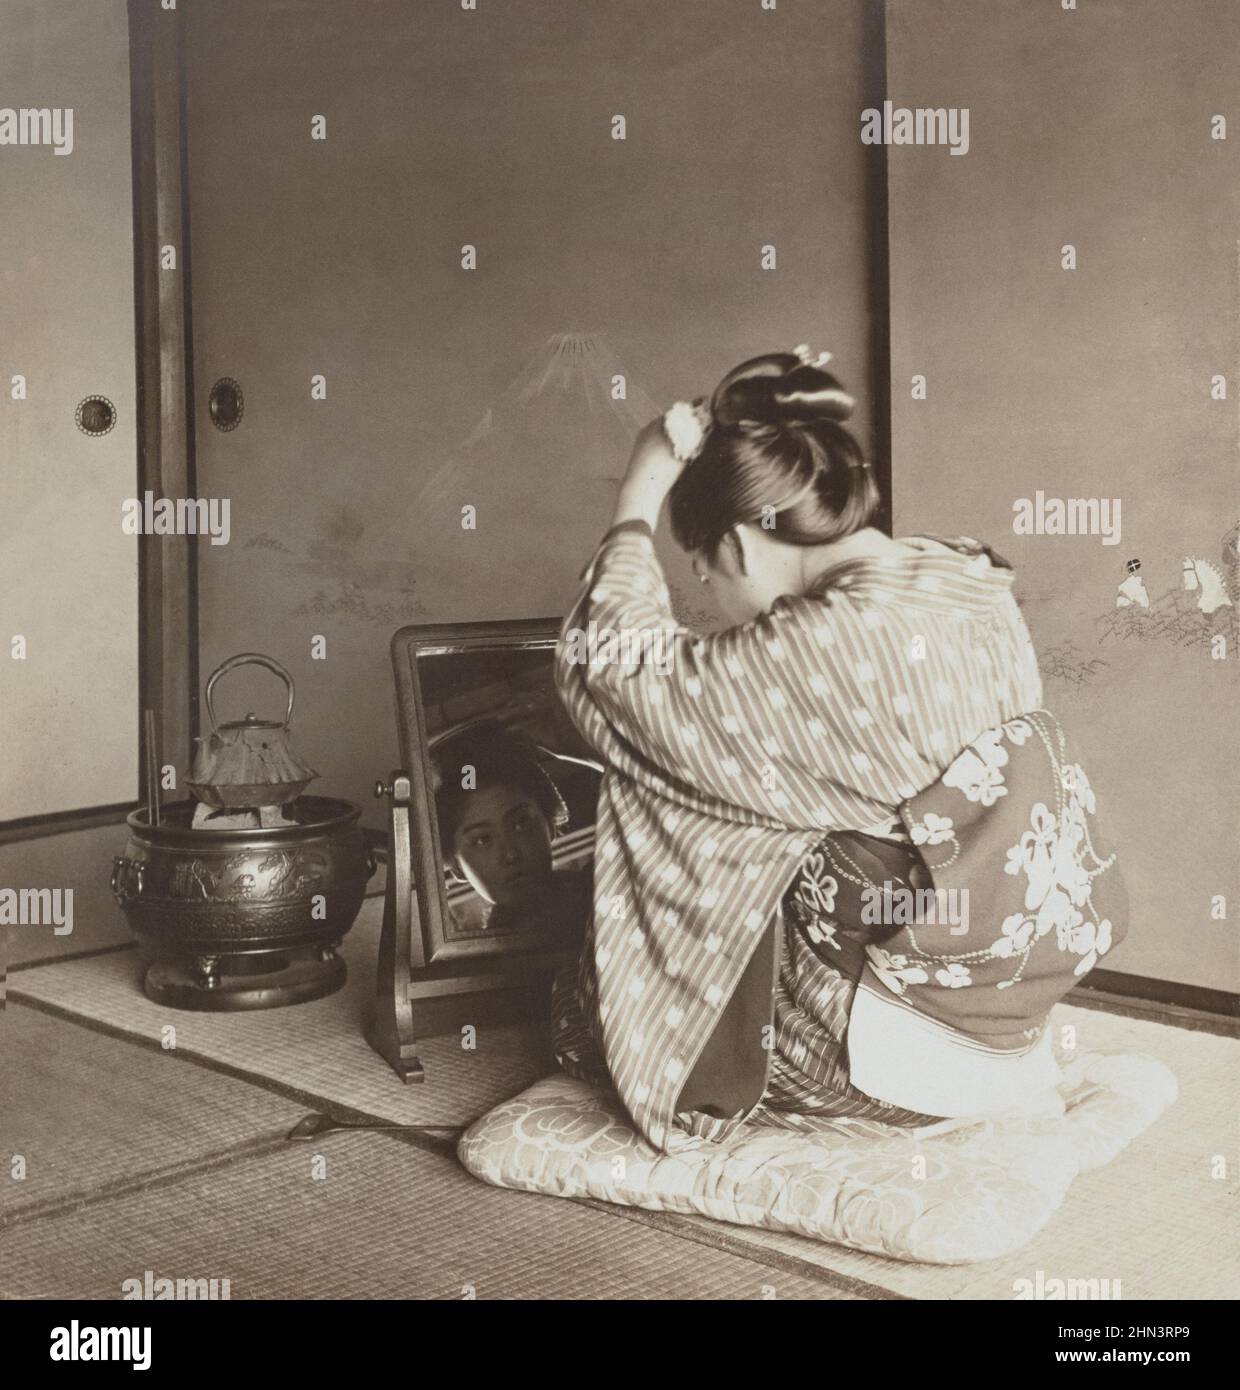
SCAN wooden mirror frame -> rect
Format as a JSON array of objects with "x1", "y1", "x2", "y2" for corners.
[{"x1": 367, "y1": 618, "x2": 585, "y2": 1083}]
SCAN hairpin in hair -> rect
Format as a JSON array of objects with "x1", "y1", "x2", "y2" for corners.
[
  {"x1": 793, "y1": 343, "x2": 833, "y2": 369},
  {"x1": 782, "y1": 345, "x2": 854, "y2": 421}
]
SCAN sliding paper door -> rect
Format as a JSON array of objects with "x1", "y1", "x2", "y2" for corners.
[{"x1": 0, "y1": 0, "x2": 139, "y2": 820}]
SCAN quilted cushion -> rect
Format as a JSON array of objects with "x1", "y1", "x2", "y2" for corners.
[{"x1": 458, "y1": 1051, "x2": 1177, "y2": 1264}]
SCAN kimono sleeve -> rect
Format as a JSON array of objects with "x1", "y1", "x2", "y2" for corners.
[{"x1": 554, "y1": 522, "x2": 783, "y2": 804}]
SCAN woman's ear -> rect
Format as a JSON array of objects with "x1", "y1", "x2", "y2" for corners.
[{"x1": 725, "y1": 525, "x2": 753, "y2": 577}]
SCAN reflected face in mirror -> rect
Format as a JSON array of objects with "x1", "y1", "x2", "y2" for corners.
[
  {"x1": 433, "y1": 717, "x2": 571, "y2": 917},
  {"x1": 418, "y1": 648, "x2": 601, "y2": 945},
  {"x1": 448, "y1": 780, "x2": 554, "y2": 906}
]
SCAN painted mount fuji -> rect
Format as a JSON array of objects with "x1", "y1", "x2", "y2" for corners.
[
  {"x1": 417, "y1": 333, "x2": 660, "y2": 518},
  {"x1": 403, "y1": 332, "x2": 668, "y2": 611}
]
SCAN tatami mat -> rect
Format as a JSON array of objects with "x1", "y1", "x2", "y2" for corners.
[
  {"x1": 0, "y1": 1130, "x2": 857, "y2": 1300},
  {"x1": 691, "y1": 1007, "x2": 1240, "y2": 1299},
  {"x1": 8, "y1": 899, "x2": 1237, "y2": 1299},
  {"x1": 0, "y1": 1005, "x2": 304, "y2": 1221},
  {"x1": 9, "y1": 898, "x2": 556, "y2": 1128}
]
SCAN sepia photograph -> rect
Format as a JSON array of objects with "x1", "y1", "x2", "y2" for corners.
[{"x1": 1, "y1": 0, "x2": 1236, "y2": 1340}]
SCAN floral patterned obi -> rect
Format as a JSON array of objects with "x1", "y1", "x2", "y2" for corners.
[{"x1": 787, "y1": 709, "x2": 1126, "y2": 1057}]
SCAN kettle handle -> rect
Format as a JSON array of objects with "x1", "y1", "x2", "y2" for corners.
[{"x1": 204, "y1": 653, "x2": 295, "y2": 732}]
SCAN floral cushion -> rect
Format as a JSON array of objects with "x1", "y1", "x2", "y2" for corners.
[{"x1": 458, "y1": 1050, "x2": 1177, "y2": 1265}]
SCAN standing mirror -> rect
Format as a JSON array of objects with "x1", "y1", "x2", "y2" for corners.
[{"x1": 368, "y1": 619, "x2": 599, "y2": 1082}]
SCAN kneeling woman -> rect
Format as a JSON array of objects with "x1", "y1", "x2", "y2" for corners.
[{"x1": 552, "y1": 349, "x2": 1123, "y2": 1151}]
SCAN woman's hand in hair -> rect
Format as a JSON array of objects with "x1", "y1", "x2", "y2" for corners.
[{"x1": 612, "y1": 416, "x2": 687, "y2": 532}]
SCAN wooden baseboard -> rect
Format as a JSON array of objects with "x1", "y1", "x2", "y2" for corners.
[
  {"x1": 0, "y1": 803, "x2": 134, "y2": 846},
  {"x1": 1070, "y1": 969, "x2": 1238, "y2": 1037}
]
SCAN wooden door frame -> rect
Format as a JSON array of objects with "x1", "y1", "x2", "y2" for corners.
[
  {"x1": 863, "y1": 0, "x2": 892, "y2": 536},
  {"x1": 0, "y1": 1, "x2": 196, "y2": 844},
  {"x1": 128, "y1": 0, "x2": 199, "y2": 796}
]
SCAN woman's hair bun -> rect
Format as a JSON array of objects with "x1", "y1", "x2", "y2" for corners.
[
  {"x1": 710, "y1": 353, "x2": 855, "y2": 430},
  {"x1": 670, "y1": 349, "x2": 879, "y2": 561}
]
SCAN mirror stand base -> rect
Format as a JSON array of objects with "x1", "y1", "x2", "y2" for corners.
[
  {"x1": 368, "y1": 771, "x2": 424, "y2": 1084},
  {"x1": 365, "y1": 1015, "x2": 425, "y2": 1085}
]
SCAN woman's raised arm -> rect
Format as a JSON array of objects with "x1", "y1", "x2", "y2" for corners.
[{"x1": 554, "y1": 413, "x2": 812, "y2": 814}]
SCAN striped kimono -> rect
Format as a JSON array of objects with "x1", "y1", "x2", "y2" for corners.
[{"x1": 551, "y1": 521, "x2": 1067, "y2": 1153}]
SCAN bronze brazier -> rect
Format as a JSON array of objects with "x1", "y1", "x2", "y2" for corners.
[
  {"x1": 111, "y1": 654, "x2": 375, "y2": 1009},
  {"x1": 113, "y1": 797, "x2": 373, "y2": 1009}
]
